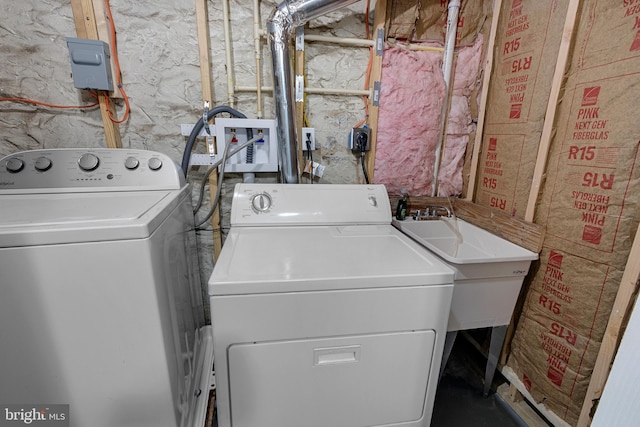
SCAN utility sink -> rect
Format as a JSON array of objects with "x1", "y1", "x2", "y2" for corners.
[
  {"x1": 392, "y1": 216, "x2": 538, "y2": 396},
  {"x1": 392, "y1": 217, "x2": 538, "y2": 331}
]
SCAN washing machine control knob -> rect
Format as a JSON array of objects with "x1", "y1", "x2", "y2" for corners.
[
  {"x1": 148, "y1": 157, "x2": 163, "y2": 171},
  {"x1": 6, "y1": 158, "x2": 24, "y2": 173},
  {"x1": 124, "y1": 157, "x2": 139, "y2": 170},
  {"x1": 34, "y1": 157, "x2": 52, "y2": 172},
  {"x1": 78, "y1": 153, "x2": 100, "y2": 171},
  {"x1": 251, "y1": 192, "x2": 272, "y2": 213}
]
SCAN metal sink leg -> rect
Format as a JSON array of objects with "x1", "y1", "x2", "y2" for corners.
[
  {"x1": 440, "y1": 330, "x2": 458, "y2": 381},
  {"x1": 483, "y1": 325, "x2": 508, "y2": 397}
]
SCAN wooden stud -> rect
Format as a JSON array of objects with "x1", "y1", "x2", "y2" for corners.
[
  {"x1": 195, "y1": 0, "x2": 222, "y2": 260},
  {"x1": 577, "y1": 223, "x2": 640, "y2": 426},
  {"x1": 70, "y1": 1, "x2": 88, "y2": 39},
  {"x1": 77, "y1": 0, "x2": 99, "y2": 39},
  {"x1": 97, "y1": 98, "x2": 122, "y2": 149},
  {"x1": 466, "y1": 0, "x2": 502, "y2": 201},
  {"x1": 296, "y1": 32, "x2": 306, "y2": 179},
  {"x1": 91, "y1": 0, "x2": 122, "y2": 98},
  {"x1": 501, "y1": 366, "x2": 572, "y2": 427},
  {"x1": 508, "y1": 383, "x2": 523, "y2": 403},
  {"x1": 364, "y1": 0, "x2": 389, "y2": 183},
  {"x1": 524, "y1": 0, "x2": 580, "y2": 222},
  {"x1": 71, "y1": 0, "x2": 122, "y2": 149},
  {"x1": 497, "y1": 383, "x2": 553, "y2": 427}
]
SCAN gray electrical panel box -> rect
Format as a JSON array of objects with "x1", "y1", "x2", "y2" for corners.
[{"x1": 66, "y1": 37, "x2": 113, "y2": 91}]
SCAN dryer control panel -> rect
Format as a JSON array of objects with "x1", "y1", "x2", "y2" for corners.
[
  {"x1": 230, "y1": 183, "x2": 392, "y2": 226},
  {"x1": 0, "y1": 149, "x2": 185, "y2": 192}
]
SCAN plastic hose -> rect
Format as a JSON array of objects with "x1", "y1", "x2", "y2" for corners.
[{"x1": 181, "y1": 105, "x2": 251, "y2": 177}]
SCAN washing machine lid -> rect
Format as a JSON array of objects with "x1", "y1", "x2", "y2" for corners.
[
  {"x1": 0, "y1": 189, "x2": 185, "y2": 247},
  {"x1": 209, "y1": 224, "x2": 454, "y2": 295}
]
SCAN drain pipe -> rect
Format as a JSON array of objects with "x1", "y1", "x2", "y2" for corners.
[
  {"x1": 222, "y1": 0, "x2": 236, "y2": 106},
  {"x1": 431, "y1": 0, "x2": 461, "y2": 196},
  {"x1": 268, "y1": 0, "x2": 360, "y2": 183},
  {"x1": 253, "y1": 0, "x2": 264, "y2": 119}
]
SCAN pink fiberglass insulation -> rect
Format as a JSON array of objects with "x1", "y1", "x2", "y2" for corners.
[
  {"x1": 437, "y1": 34, "x2": 484, "y2": 196},
  {"x1": 437, "y1": 134, "x2": 468, "y2": 196},
  {"x1": 374, "y1": 35, "x2": 484, "y2": 197},
  {"x1": 374, "y1": 45, "x2": 445, "y2": 197}
]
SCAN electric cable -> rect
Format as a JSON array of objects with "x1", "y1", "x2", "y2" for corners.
[
  {"x1": 104, "y1": 0, "x2": 131, "y2": 124},
  {"x1": 193, "y1": 136, "x2": 261, "y2": 228},
  {"x1": 0, "y1": 97, "x2": 99, "y2": 110},
  {"x1": 181, "y1": 105, "x2": 249, "y2": 177},
  {"x1": 305, "y1": 132, "x2": 314, "y2": 183},
  {"x1": 360, "y1": 153, "x2": 370, "y2": 184},
  {"x1": 192, "y1": 135, "x2": 260, "y2": 215}
]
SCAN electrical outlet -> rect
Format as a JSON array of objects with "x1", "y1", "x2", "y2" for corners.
[
  {"x1": 302, "y1": 127, "x2": 315, "y2": 151},
  {"x1": 349, "y1": 127, "x2": 371, "y2": 152}
]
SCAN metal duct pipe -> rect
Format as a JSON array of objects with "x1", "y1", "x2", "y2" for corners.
[{"x1": 268, "y1": 0, "x2": 360, "y2": 183}]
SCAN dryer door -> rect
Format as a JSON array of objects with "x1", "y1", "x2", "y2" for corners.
[{"x1": 227, "y1": 330, "x2": 436, "y2": 427}]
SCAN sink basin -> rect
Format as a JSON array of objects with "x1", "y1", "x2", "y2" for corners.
[
  {"x1": 392, "y1": 217, "x2": 538, "y2": 331},
  {"x1": 391, "y1": 217, "x2": 535, "y2": 264}
]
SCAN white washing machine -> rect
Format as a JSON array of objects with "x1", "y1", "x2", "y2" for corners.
[
  {"x1": 209, "y1": 184, "x2": 454, "y2": 427},
  {"x1": 0, "y1": 149, "x2": 213, "y2": 427}
]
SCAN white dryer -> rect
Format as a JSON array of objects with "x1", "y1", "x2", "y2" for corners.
[
  {"x1": 0, "y1": 149, "x2": 213, "y2": 427},
  {"x1": 209, "y1": 184, "x2": 454, "y2": 427}
]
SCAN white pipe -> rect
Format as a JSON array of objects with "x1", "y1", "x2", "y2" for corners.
[
  {"x1": 431, "y1": 0, "x2": 461, "y2": 197},
  {"x1": 304, "y1": 34, "x2": 375, "y2": 47},
  {"x1": 405, "y1": 44, "x2": 445, "y2": 53},
  {"x1": 234, "y1": 85, "x2": 274, "y2": 92},
  {"x1": 305, "y1": 87, "x2": 371, "y2": 96},
  {"x1": 235, "y1": 85, "x2": 370, "y2": 96},
  {"x1": 257, "y1": 26, "x2": 375, "y2": 49},
  {"x1": 222, "y1": 0, "x2": 235, "y2": 106},
  {"x1": 253, "y1": 0, "x2": 263, "y2": 118}
]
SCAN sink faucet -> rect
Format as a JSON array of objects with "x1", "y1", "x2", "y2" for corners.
[{"x1": 413, "y1": 205, "x2": 452, "y2": 220}]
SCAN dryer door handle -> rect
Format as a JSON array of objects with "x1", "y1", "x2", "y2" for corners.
[{"x1": 313, "y1": 345, "x2": 361, "y2": 366}]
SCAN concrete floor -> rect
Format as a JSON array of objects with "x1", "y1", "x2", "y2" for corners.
[{"x1": 431, "y1": 332, "x2": 529, "y2": 427}]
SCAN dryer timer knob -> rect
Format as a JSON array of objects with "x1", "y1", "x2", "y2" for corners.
[{"x1": 251, "y1": 193, "x2": 272, "y2": 213}]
